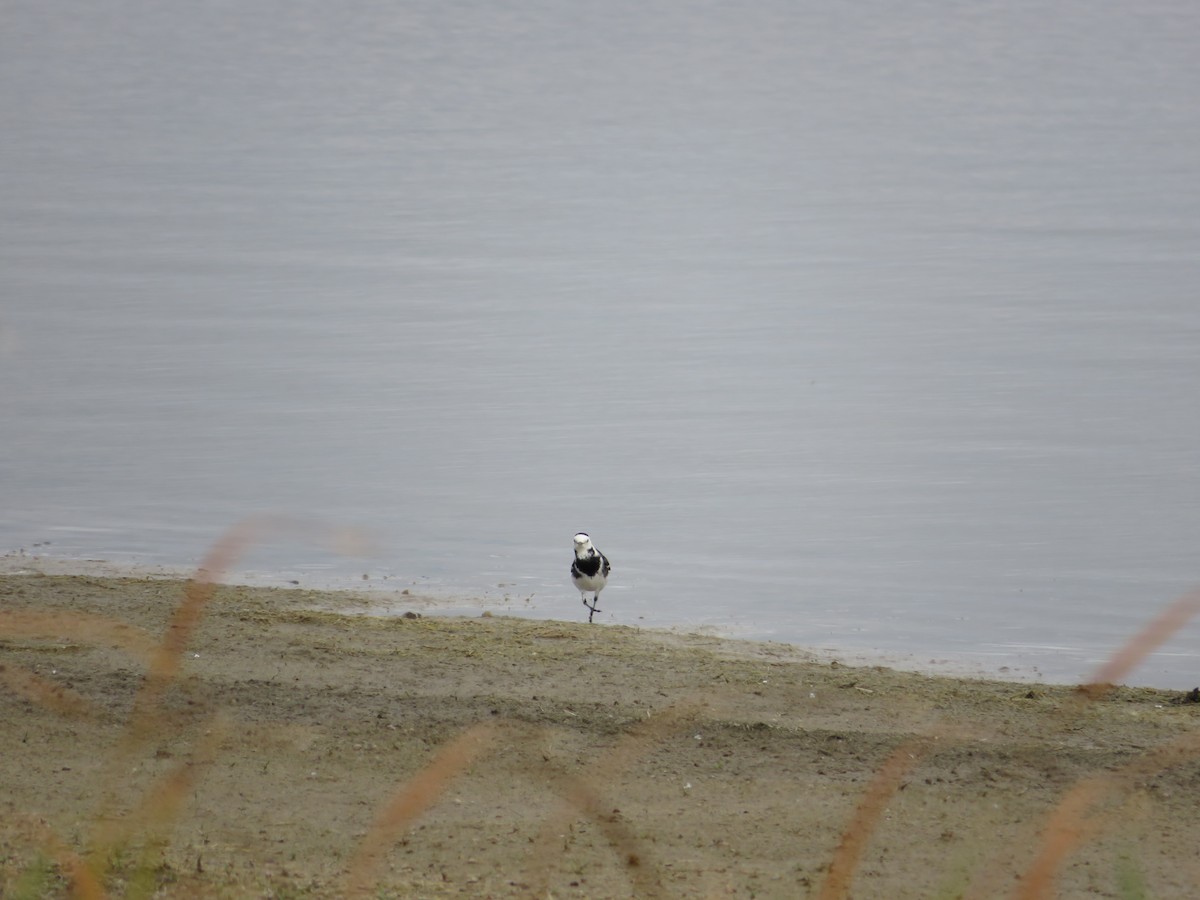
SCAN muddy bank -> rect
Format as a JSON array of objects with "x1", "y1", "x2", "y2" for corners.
[{"x1": 2, "y1": 573, "x2": 1199, "y2": 898}]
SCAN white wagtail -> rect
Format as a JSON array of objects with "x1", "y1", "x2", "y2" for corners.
[{"x1": 571, "y1": 532, "x2": 611, "y2": 623}]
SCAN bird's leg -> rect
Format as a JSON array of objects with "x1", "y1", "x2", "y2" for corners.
[{"x1": 582, "y1": 592, "x2": 600, "y2": 623}]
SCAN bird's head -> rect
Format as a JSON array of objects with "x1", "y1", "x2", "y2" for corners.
[{"x1": 573, "y1": 533, "x2": 594, "y2": 557}]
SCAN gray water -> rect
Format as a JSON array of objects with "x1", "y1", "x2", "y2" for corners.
[{"x1": 3, "y1": 1, "x2": 1200, "y2": 687}]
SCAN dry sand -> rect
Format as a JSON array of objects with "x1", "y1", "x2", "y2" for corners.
[{"x1": 2, "y1": 572, "x2": 1200, "y2": 898}]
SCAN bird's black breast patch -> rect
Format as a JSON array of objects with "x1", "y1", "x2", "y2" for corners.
[{"x1": 572, "y1": 555, "x2": 603, "y2": 578}]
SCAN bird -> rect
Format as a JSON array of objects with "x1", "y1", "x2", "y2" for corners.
[{"x1": 570, "y1": 532, "x2": 611, "y2": 623}]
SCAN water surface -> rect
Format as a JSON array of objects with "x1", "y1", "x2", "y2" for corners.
[{"x1": 3, "y1": 1, "x2": 1200, "y2": 686}]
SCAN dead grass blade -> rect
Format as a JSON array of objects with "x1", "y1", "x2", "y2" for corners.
[
  {"x1": 343, "y1": 722, "x2": 502, "y2": 897},
  {"x1": 526, "y1": 698, "x2": 705, "y2": 898},
  {"x1": 539, "y1": 767, "x2": 665, "y2": 897},
  {"x1": 1079, "y1": 587, "x2": 1200, "y2": 699},
  {"x1": 817, "y1": 737, "x2": 930, "y2": 900},
  {"x1": 89, "y1": 517, "x2": 369, "y2": 872},
  {"x1": 0, "y1": 610, "x2": 158, "y2": 664},
  {"x1": 104, "y1": 519, "x2": 367, "y2": 764},
  {"x1": 100, "y1": 712, "x2": 230, "y2": 851},
  {"x1": 115, "y1": 713, "x2": 230, "y2": 900},
  {"x1": 1014, "y1": 731, "x2": 1200, "y2": 899},
  {"x1": 0, "y1": 662, "x2": 97, "y2": 719},
  {"x1": 133, "y1": 515, "x2": 371, "y2": 720},
  {"x1": 346, "y1": 702, "x2": 694, "y2": 899},
  {"x1": 21, "y1": 819, "x2": 108, "y2": 900},
  {"x1": 0, "y1": 609, "x2": 162, "y2": 721}
]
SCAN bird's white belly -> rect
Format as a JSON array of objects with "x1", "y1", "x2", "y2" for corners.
[{"x1": 573, "y1": 572, "x2": 607, "y2": 592}]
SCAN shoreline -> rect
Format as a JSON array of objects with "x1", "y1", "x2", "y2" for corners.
[
  {"x1": 3, "y1": 572, "x2": 1200, "y2": 897},
  {"x1": 1, "y1": 553, "x2": 1090, "y2": 688}
]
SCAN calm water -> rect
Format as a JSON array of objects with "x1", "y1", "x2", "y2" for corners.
[{"x1": 3, "y1": 1, "x2": 1199, "y2": 687}]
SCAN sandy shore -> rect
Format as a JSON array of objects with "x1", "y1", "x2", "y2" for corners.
[{"x1": 2, "y1": 572, "x2": 1200, "y2": 898}]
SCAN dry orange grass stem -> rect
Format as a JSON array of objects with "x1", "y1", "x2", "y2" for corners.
[
  {"x1": 343, "y1": 699, "x2": 701, "y2": 898},
  {"x1": 0, "y1": 610, "x2": 157, "y2": 664},
  {"x1": 88, "y1": 517, "x2": 370, "y2": 870},
  {"x1": 526, "y1": 699, "x2": 704, "y2": 897},
  {"x1": 343, "y1": 722, "x2": 504, "y2": 897},
  {"x1": 134, "y1": 516, "x2": 369, "y2": 721},
  {"x1": 0, "y1": 517, "x2": 370, "y2": 893},
  {"x1": 21, "y1": 819, "x2": 108, "y2": 900},
  {"x1": 1080, "y1": 586, "x2": 1200, "y2": 698},
  {"x1": 0, "y1": 609, "x2": 159, "y2": 720},
  {"x1": 0, "y1": 660, "x2": 96, "y2": 719},
  {"x1": 1014, "y1": 730, "x2": 1200, "y2": 899},
  {"x1": 817, "y1": 736, "x2": 931, "y2": 900},
  {"x1": 998, "y1": 585, "x2": 1200, "y2": 898},
  {"x1": 101, "y1": 713, "x2": 231, "y2": 852}
]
